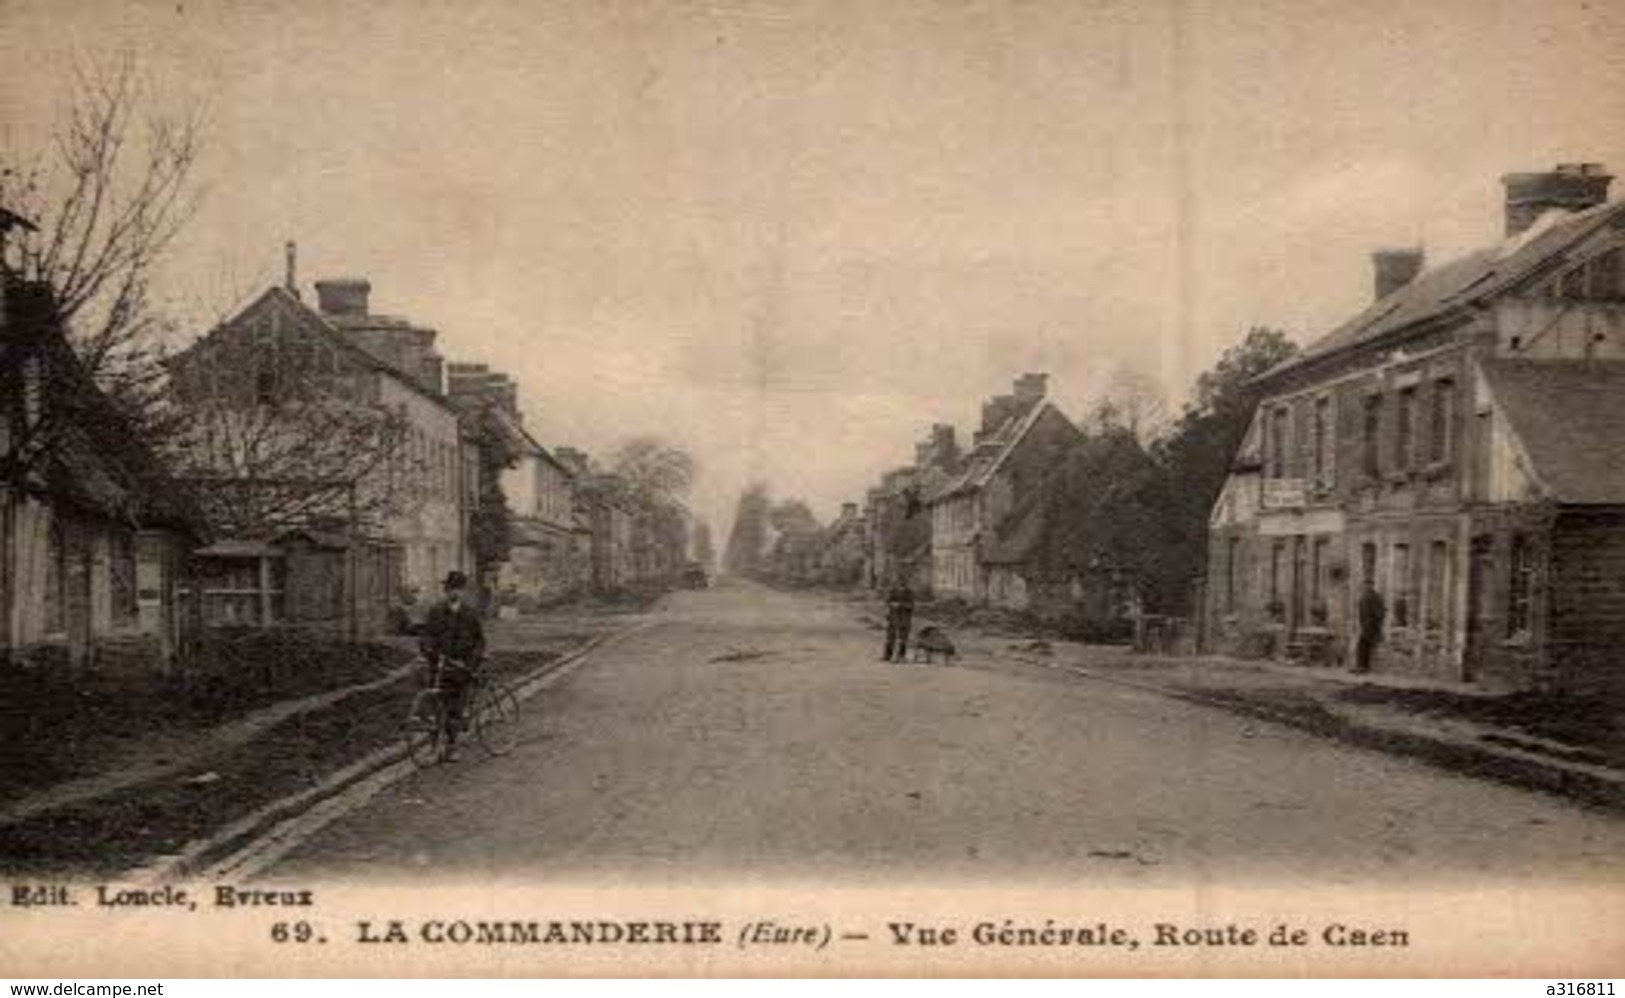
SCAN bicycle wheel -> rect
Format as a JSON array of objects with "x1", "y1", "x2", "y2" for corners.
[
  {"x1": 474, "y1": 683, "x2": 522, "y2": 756},
  {"x1": 404, "y1": 690, "x2": 446, "y2": 767}
]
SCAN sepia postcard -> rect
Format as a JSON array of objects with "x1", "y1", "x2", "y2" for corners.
[{"x1": 1, "y1": 0, "x2": 1623, "y2": 978}]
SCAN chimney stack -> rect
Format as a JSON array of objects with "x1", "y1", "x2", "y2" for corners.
[
  {"x1": 1501, "y1": 163, "x2": 1612, "y2": 238},
  {"x1": 1372, "y1": 247, "x2": 1425, "y2": 301},
  {"x1": 1013, "y1": 372, "x2": 1048, "y2": 403},
  {"x1": 314, "y1": 277, "x2": 372, "y2": 315},
  {"x1": 284, "y1": 241, "x2": 299, "y2": 297}
]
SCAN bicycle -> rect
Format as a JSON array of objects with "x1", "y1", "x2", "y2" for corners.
[{"x1": 403, "y1": 656, "x2": 522, "y2": 766}]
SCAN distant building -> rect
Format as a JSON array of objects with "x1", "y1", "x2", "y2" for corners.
[
  {"x1": 817, "y1": 502, "x2": 867, "y2": 586},
  {"x1": 448, "y1": 363, "x2": 585, "y2": 606},
  {"x1": 864, "y1": 423, "x2": 959, "y2": 593},
  {"x1": 1206, "y1": 163, "x2": 1625, "y2": 693},
  {"x1": 927, "y1": 374, "x2": 1084, "y2": 603},
  {"x1": 1, "y1": 275, "x2": 202, "y2": 671}
]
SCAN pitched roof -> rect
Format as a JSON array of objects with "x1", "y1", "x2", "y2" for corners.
[
  {"x1": 1266, "y1": 199, "x2": 1625, "y2": 382},
  {"x1": 1479, "y1": 358, "x2": 1625, "y2": 505},
  {"x1": 929, "y1": 400, "x2": 1071, "y2": 502},
  {"x1": 6, "y1": 279, "x2": 204, "y2": 536},
  {"x1": 983, "y1": 430, "x2": 1159, "y2": 569},
  {"x1": 189, "y1": 286, "x2": 461, "y2": 415}
]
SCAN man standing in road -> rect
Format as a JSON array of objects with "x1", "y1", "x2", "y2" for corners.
[
  {"x1": 419, "y1": 570, "x2": 487, "y2": 760},
  {"x1": 883, "y1": 575, "x2": 915, "y2": 663},
  {"x1": 1354, "y1": 579, "x2": 1386, "y2": 675}
]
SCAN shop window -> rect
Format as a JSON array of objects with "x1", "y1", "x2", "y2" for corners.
[
  {"x1": 1391, "y1": 543, "x2": 1412, "y2": 628},
  {"x1": 1508, "y1": 534, "x2": 1533, "y2": 637},
  {"x1": 1425, "y1": 540, "x2": 1450, "y2": 632},
  {"x1": 1310, "y1": 536, "x2": 1331, "y2": 625}
]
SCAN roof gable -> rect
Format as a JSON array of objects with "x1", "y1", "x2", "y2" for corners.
[{"x1": 1478, "y1": 358, "x2": 1625, "y2": 504}]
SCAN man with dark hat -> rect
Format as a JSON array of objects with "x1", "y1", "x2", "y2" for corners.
[
  {"x1": 419, "y1": 570, "x2": 486, "y2": 760},
  {"x1": 882, "y1": 575, "x2": 915, "y2": 663}
]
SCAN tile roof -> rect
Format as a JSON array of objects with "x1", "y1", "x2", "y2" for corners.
[
  {"x1": 1266, "y1": 199, "x2": 1625, "y2": 381},
  {"x1": 928, "y1": 399, "x2": 1059, "y2": 502},
  {"x1": 1479, "y1": 358, "x2": 1625, "y2": 505}
]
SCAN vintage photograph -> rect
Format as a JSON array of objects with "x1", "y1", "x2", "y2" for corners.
[{"x1": 1, "y1": 0, "x2": 1623, "y2": 977}]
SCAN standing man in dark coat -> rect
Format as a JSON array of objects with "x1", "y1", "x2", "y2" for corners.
[
  {"x1": 883, "y1": 575, "x2": 915, "y2": 662},
  {"x1": 1354, "y1": 579, "x2": 1386, "y2": 675},
  {"x1": 419, "y1": 570, "x2": 486, "y2": 759}
]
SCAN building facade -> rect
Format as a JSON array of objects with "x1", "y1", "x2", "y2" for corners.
[
  {"x1": 1, "y1": 276, "x2": 201, "y2": 671},
  {"x1": 1206, "y1": 163, "x2": 1625, "y2": 693},
  {"x1": 928, "y1": 374, "x2": 1083, "y2": 603},
  {"x1": 168, "y1": 278, "x2": 472, "y2": 604}
]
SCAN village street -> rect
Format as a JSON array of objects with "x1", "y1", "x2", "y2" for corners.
[{"x1": 262, "y1": 580, "x2": 1625, "y2": 887}]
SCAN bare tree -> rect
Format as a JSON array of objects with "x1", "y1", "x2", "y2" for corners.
[
  {"x1": 165, "y1": 381, "x2": 419, "y2": 539},
  {"x1": 1, "y1": 50, "x2": 207, "y2": 433}
]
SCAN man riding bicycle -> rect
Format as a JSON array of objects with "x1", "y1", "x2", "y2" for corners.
[{"x1": 418, "y1": 570, "x2": 486, "y2": 761}]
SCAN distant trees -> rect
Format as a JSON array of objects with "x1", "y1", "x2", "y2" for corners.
[
  {"x1": 1149, "y1": 326, "x2": 1299, "y2": 610},
  {"x1": 691, "y1": 520, "x2": 715, "y2": 571},
  {"x1": 723, "y1": 483, "x2": 771, "y2": 577}
]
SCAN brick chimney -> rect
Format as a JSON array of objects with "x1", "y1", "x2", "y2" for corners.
[
  {"x1": 1372, "y1": 247, "x2": 1424, "y2": 301},
  {"x1": 1013, "y1": 372, "x2": 1048, "y2": 403},
  {"x1": 1501, "y1": 163, "x2": 1612, "y2": 237},
  {"x1": 314, "y1": 278, "x2": 371, "y2": 315}
]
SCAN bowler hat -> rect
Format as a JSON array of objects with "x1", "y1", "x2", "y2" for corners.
[{"x1": 443, "y1": 570, "x2": 470, "y2": 591}]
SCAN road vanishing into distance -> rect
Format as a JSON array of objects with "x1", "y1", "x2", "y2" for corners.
[{"x1": 265, "y1": 580, "x2": 1625, "y2": 887}]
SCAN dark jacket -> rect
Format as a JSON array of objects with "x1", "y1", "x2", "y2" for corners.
[
  {"x1": 1358, "y1": 588, "x2": 1387, "y2": 639},
  {"x1": 420, "y1": 598, "x2": 486, "y2": 665},
  {"x1": 886, "y1": 583, "x2": 915, "y2": 618}
]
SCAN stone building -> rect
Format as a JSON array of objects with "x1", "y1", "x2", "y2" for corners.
[
  {"x1": 927, "y1": 373, "x2": 1084, "y2": 603},
  {"x1": 864, "y1": 424, "x2": 959, "y2": 593},
  {"x1": 447, "y1": 363, "x2": 585, "y2": 606},
  {"x1": 1206, "y1": 163, "x2": 1625, "y2": 693},
  {"x1": 1, "y1": 275, "x2": 202, "y2": 670}
]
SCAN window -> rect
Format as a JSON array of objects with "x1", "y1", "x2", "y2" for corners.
[
  {"x1": 1588, "y1": 248, "x2": 1623, "y2": 300},
  {"x1": 1268, "y1": 406, "x2": 1289, "y2": 479},
  {"x1": 1310, "y1": 536, "x2": 1331, "y2": 622},
  {"x1": 1508, "y1": 533, "x2": 1533, "y2": 637},
  {"x1": 255, "y1": 368, "x2": 277, "y2": 406},
  {"x1": 1396, "y1": 386, "x2": 1418, "y2": 471},
  {"x1": 1391, "y1": 543, "x2": 1412, "y2": 628},
  {"x1": 1429, "y1": 378, "x2": 1455, "y2": 465},
  {"x1": 1362, "y1": 394, "x2": 1383, "y2": 478},
  {"x1": 110, "y1": 531, "x2": 138, "y2": 626},
  {"x1": 1360, "y1": 542, "x2": 1378, "y2": 589},
  {"x1": 1225, "y1": 536, "x2": 1240, "y2": 613},
  {"x1": 1425, "y1": 540, "x2": 1450, "y2": 632},
  {"x1": 44, "y1": 521, "x2": 65, "y2": 636},
  {"x1": 1313, "y1": 396, "x2": 1333, "y2": 485},
  {"x1": 1268, "y1": 541, "x2": 1287, "y2": 619}
]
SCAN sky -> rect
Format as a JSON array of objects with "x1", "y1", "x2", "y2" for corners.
[{"x1": 4, "y1": 0, "x2": 1625, "y2": 537}]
